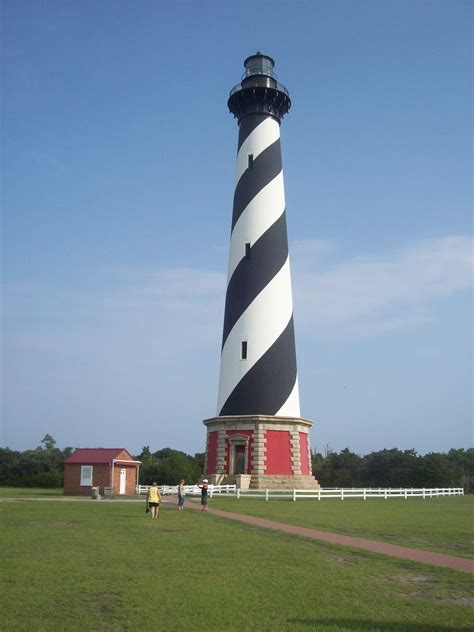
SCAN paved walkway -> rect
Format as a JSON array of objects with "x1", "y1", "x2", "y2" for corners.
[{"x1": 179, "y1": 498, "x2": 474, "y2": 574}]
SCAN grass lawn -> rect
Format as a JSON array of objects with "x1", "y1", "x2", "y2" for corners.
[
  {"x1": 209, "y1": 495, "x2": 474, "y2": 559},
  {"x1": 1, "y1": 498, "x2": 473, "y2": 631},
  {"x1": 0, "y1": 487, "x2": 64, "y2": 498}
]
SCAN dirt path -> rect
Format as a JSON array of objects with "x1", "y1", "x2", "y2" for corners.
[{"x1": 180, "y1": 497, "x2": 474, "y2": 574}]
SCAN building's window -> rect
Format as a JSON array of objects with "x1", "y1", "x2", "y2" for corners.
[
  {"x1": 245, "y1": 242, "x2": 251, "y2": 259},
  {"x1": 241, "y1": 340, "x2": 248, "y2": 360},
  {"x1": 248, "y1": 154, "x2": 254, "y2": 169},
  {"x1": 80, "y1": 465, "x2": 93, "y2": 486}
]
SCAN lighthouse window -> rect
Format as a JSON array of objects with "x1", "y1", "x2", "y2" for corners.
[
  {"x1": 245, "y1": 242, "x2": 251, "y2": 259},
  {"x1": 241, "y1": 341, "x2": 248, "y2": 360},
  {"x1": 248, "y1": 154, "x2": 254, "y2": 169}
]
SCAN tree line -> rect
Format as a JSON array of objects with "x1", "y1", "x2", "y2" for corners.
[
  {"x1": 0, "y1": 435, "x2": 472, "y2": 491},
  {"x1": 0, "y1": 435, "x2": 73, "y2": 488},
  {"x1": 0, "y1": 436, "x2": 205, "y2": 488},
  {"x1": 312, "y1": 447, "x2": 474, "y2": 492},
  {"x1": 136, "y1": 446, "x2": 204, "y2": 486}
]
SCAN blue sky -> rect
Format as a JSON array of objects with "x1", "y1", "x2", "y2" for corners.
[{"x1": 2, "y1": 0, "x2": 472, "y2": 456}]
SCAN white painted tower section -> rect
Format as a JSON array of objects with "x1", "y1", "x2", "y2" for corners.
[{"x1": 217, "y1": 116, "x2": 300, "y2": 418}]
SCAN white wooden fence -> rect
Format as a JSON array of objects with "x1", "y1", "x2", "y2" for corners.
[
  {"x1": 234, "y1": 487, "x2": 464, "y2": 501},
  {"x1": 136, "y1": 484, "x2": 237, "y2": 497},
  {"x1": 136, "y1": 484, "x2": 464, "y2": 501}
]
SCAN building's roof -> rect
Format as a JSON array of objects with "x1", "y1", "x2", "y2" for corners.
[{"x1": 65, "y1": 448, "x2": 135, "y2": 464}]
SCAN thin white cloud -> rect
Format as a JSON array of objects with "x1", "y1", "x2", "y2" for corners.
[
  {"x1": 3, "y1": 236, "x2": 472, "y2": 359},
  {"x1": 2, "y1": 236, "x2": 472, "y2": 452},
  {"x1": 2, "y1": 268, "x2": 226, "y2": 363},
  {"x1": 292, "y1": 236, "x2": 473, "y2": 337}
]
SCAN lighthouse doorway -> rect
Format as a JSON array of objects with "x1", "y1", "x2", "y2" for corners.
[
  {"x1": 235, "y1": 445, "x2": 245, "y2": 474},
  {"x1": 228, "y1": 435, "x2": 249, "y2": 475}
]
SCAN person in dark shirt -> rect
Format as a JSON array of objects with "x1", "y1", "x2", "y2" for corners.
[
  {"x1": 198, "y1": 479, "x2": 209, "y2": 512},
  {"x1": 177, "y1": 479, "x2": 186, "y2": 511}
]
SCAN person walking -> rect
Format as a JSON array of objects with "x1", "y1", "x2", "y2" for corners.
[
  {"x1": 147, "y1": 482, "x2": 161, "y2": 519},
  {"x1": 177, "y1": 479, "x2": 186, "y2": 511},
  {"x1": 198, "y1": 479, "x2": 209, "y2": 512}
]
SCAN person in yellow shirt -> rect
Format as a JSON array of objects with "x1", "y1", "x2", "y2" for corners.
[{"x1": 147, "y1": 482, "x2": 161, "y2": 519}]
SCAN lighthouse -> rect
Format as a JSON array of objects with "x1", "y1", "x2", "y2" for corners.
[{"x1": 203, "y1": 53, "x2": 318, "y2": 489}]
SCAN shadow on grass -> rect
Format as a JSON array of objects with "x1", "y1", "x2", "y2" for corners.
[{"x1": 287, "y1": 619, "x2": 471, "y2": 631}]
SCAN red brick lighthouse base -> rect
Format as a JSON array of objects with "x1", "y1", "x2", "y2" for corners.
[{"x1": 203, "y1": 416, "x2": 319, "y2": 489}]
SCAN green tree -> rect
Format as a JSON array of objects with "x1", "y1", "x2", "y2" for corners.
[
  {"x1": 154, "y1": 448, "x2": 201, "y2": 485},
  {"x1": 446, "y1": 448, "x2": 474, "y2": 492},
  {"x1": 421, "y1": 453, "x2": 463, "y2": 487},
  {"x1": 360, "y1": 449, "x2": 423, "y2": 487},
  {"x1": 193, "y1": 452, "x2": 205, "y2": 478},
  {"x1": 138, "y1": 448, "x2": 203, "y2": 485},
  {"x1": 0, "y1": 448, "x2": 21, "y2": 486},
  {"x1": 318, "y1": 448, "x2": 362, "y2": 487},
  {"x1": 137, "y1": 445, "x2": 152, "y2": 461},
  {"x1": 40, "y1": 434, "x2": 56, "y2": 450},
  {"x1": 0, "y1": 437, "x2": 68, "y2": 487},
  {"x1": 311, "y1": 450, "x2": 325, "y2": 479}
]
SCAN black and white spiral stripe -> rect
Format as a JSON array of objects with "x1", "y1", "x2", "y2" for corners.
[{"x1": 217, "y1": 114, "x2": 300, "y2": 417}]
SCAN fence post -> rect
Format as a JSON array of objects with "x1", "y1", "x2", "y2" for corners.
[
  {"x1": 341, "y1": 489, "x2": 344, "y2": 501},
  {"x1": 210, "y1": 486, "x2": 214, "y2": 499},
  {"x1": 422, "y1": 488, "x2": 426, "y2": 499},
  {"x1": 293, "y1": 489, "x2": 296, "y2": 502},
  {"x1": 363, "y1": 488, "x2": 366, "y2": 500},
  {"x1": 318, "y1": 488, "x2": 321, "y2": 501},
  {"x1": 265, "y1": 489, "x2": 269, "y2": 501},
  {"x1": 384, "y1": 489, "x2": 387, "y2": 500},
  {"x1": 237, "y1": 488, "x2": 240, "y2": 500},
  {"x1": 404, "y1": 489, "x2": 407, "y2": 500}
]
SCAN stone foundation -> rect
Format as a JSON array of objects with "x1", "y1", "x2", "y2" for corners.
[
  {"x1": 249, "y1": 474, "x2": 318, "y2": 490},
  {"x1": 203, "y1": 415, "x2": 319, "y2": 489}
]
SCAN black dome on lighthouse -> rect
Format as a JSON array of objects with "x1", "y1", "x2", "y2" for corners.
[{"x1": 228, "y1": 51, "x2": 291, "y2": 123}]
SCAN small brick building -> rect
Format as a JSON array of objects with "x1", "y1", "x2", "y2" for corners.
[{"x1": 64, "y1": 448, "x2": 141, "y2": 496}]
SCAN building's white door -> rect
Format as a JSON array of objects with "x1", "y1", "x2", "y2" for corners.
[{"x1": 119, "y1": 469, "x2": 126, "y2": 494}]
